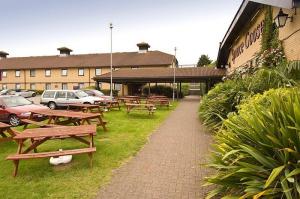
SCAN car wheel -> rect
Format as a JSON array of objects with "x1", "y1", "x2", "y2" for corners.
[
  {"x1": 9, "y1": 114, "x2": 21, "y2": 126},
  {"x1": 32, "y1": 93, "x2": 36, "y2": 97},
  {"x1": 48, "y1": 102, "x2": 57, "y2": 110}
]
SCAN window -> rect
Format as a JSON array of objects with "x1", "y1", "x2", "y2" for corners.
[
  {"x1": 2, "y1": 84, "x2": 7, "y2": 89},
  {"x1": 30, "y1": 69, "x2": 36, "y2": 77},
  {"x1": 78, "y1": 83, "x2": 84, "y2": 89},
  {"x1": 95, "y1": 68, "x2": 102, "y2": 76},
  {"x1": 43, "y1": 91, "x2": 56, "y2": 98},
  {"x1": 45, "y1": 83, "x2": 51, "y2": 90},
  {"x1": 2, "y1": 71, "x2": 7, "y2": 78},
  {"x1": 61, "y1": 69, "x2": 68, "y2": 76},
  {"x1": 131, "y1": 67, "x2": 139, "y2": 70},
  {"x1": 45, "y1": 69, "x2": 51, "y2": 77},
  {"x1": 15, "y1": 83, "x2": 21, "y2": 89},
  {"x1": 114, "y1": 83, "x2": 122, "y2": 91},
  {"x1": 78, "y1": 68, "x2": 84, "y2": 76},
  {"x1": 62, "y1": 83, "x2": 68, "y2": 90},
  {"x1": 30, "y1": 83, "x2": 36, "y2": 90},
  {"x1": 15, "y1": 70, "x2": 20, "y2": 77},
  {"x1": 55, "y1": 91, "x2": 66, "y2": 99},
  {"x1": 67, "y1": 92, "x2": 77, "y2": 99}
]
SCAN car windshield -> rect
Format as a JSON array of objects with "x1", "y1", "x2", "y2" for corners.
[
  {"x1": 92, "y1": 90, "x2": 105, "y2": 96},
  {"x1": 75, "y1": 90, "x2": 89, "y2": 98},
  {"x1": 2, "y1": 96, "x2": 32, "y2": 107}
]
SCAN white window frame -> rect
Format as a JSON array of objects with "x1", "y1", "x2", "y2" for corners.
[
  {"x1": 15, "y1": 70, "x2": 20, "y2": 77},
  {"x1": 45, "y1": 69, "x2": 51, "y2": 77},
  {"x1": 30, "y1": 83, "x2": 36, "y2": 90},
  {"x1": 15, "y1": 83, "x2": 21, "y2": 89},
  {"x1": 45, "y1": 83, "x2": 51, "y2": 90},
  {"x1": 62, "y1": 83, "x2": 68, "y2": 90},
  {"x1": 95, "y1": 68, "x2": 102, "y2": 76},
  {"x1": 2, "y1": 71, "x2": 7, "y2": 78},
  {"x1": 61, "y1": 69, "x2": 68, "y2": 76},
  {"x1": 78, "y1": 68, "x2": 84, "y2": 76}
]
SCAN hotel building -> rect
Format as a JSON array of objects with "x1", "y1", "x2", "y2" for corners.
[
  {"x1": 0, "y1": 42, "x2": 176, "y2": 95},
  {"x1": 217, "y1": 0, "x2": 300, "y2": 71}
]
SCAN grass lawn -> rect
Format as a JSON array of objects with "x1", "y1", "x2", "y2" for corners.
[{"x1": 0, "y1": 102, "x2": 178, "y2": 199}]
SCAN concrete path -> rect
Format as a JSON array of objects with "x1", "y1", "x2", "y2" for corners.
[{"x1": 97, "y1": 96, "x2": 212, "y2": 199}]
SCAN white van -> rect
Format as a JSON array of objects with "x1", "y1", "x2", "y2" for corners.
[{"x1": 41, "y1": 90, "x2": 103, "y2": 109}]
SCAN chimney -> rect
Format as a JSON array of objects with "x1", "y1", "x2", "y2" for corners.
[
  {"x1": 0, "y1": 51, "x2": 9, "y2": 59},
  {"x1": 57, "y1": 47, "x2": 72, "y2": 57},
  {"x1": 137, "y1": 42, "x2": 150, "y2": 53}
]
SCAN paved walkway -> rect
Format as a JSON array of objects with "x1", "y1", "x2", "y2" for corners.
[{"x1": 97, "y1": 96, "x2": 212, "y2": 199}]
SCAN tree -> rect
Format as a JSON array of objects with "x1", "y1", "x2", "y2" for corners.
[{"x1": 197, "y1": 55, "x2": 212, "y2": 67}]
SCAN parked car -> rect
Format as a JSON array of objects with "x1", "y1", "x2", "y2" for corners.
[
  {"x1": 0, "y1": 95, "x2": 49, "y2": 126},
  {"x1": 40, "y1": 90, "x2": 104, "y2": 109},
  {"x1": 0, "y1": 89, "x2": 16, "y2": 96},
  {"x1": 15, "y1": 89, "x2": 36, "y2": 98},
  {"x1": 0, "y1": 89, "x2": 36, "y2": 98},
  {"x1": 83, "y1": 90, "x2": 112, "y2": 101}
]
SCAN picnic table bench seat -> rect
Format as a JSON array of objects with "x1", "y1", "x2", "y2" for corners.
[
  {"x1": 21, "y1": 119, "x2": 59, "y2": 129},
  {"x1": 6, "y1": 147, "x2": 96, "y2": 160}
]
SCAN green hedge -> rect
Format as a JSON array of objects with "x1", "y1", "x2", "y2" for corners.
[
  {"x1": 206, "y1": 88, "x2": 300, "y2": 198},
  {"x1": 199, "y1": 67, "x2": 296, "y2": 130}
]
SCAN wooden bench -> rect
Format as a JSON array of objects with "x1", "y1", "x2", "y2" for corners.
[
  {"x1": 21, "y1": 119, "x2": 58, "y2": 130},
  {"x1": 7, "y1": 148, "x2": 96, "y2": 177},
  {"x1": 7, "y1": 148, "x2": 96, "y2": 160}
]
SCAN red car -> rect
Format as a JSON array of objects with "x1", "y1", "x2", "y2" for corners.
[{"x1": 0, "y1": 95, "x2": 49, "y2": 126}]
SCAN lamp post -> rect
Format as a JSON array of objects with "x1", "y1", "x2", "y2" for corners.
[
  {"x1": 109, "y1": 23, "x2": 113, "y2": 99},
  {"x1": 172, "y1": 47, "x2": 177, "y2": 102}
]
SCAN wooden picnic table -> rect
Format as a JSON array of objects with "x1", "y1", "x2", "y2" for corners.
[
  {"x1": 6, "y1": 125, "x2": 97, "y2": 177},
  {"x1": 28, "y1": 109, "x2": 107, "y2": 131},
  {"x1": 118, "y1": 96, "x2": 141, "y2": 104},
  {"x1": 105, "y1": 100, "x2": 121, "y2": 110},
  {"x1": 67, "y1": 103, "x2": 104, "y2": 116},
  {"x1": 0, "y1": 122, "x2": 17, "y2": 143},
  {"x1": 146, "y1": 98, "x2": 170, "y2": 108},
  {"x1": 125, "y1": 103, "x2": 155, "y2": 115}
]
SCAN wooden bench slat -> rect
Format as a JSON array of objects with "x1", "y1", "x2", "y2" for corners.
[{"x1": 6, "y1": 148, "x2": 96, "y2": 160}]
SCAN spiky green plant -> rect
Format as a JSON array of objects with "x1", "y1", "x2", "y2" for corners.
[{"x1": 205, "y1": 88, "x2": 300, "y2": 198}]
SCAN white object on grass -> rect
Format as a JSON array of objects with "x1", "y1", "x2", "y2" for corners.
[{"x1": 49, "y1": 149, "x2": 73, "y2": 166}]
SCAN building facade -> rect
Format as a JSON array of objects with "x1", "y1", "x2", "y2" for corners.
[
  {"x1": 217, "y1": 0, "x2": 300, "y2": 71},
  {"x1": 0, "y1": 43, "x2": 176, "y2": 95}
]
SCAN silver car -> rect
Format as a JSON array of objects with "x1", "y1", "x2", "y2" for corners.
[{"x1": 40, "y1": 90, "x2": 103, "y2": 109}]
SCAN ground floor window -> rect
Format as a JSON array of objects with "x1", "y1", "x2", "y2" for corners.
[
  {"x1": 78, "y1": 83, "x2": 84, "y2": 89},
  {"x1": 2, "y1": 84, "x2": 7, "y2": 89},
  {"x1": 114, "y1": 83, "x2": 122, "y2": 91},
  {"x1": 30, "y1": 83, "x2": 36, "y2": 90},
  {"x1": 45, "y1": 83, "x2": 51, "y2": 90},
  {"x1": 15, "y1": 83, "x2": 21, "y2": 90},
  {"x1": 62, "y1": 83, "x2": 68, "y2": 90}
]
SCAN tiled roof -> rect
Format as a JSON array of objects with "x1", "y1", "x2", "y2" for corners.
[
  {"x1": 93, "y1": 67, "x2": 226, "y2": 83},
  {"x1": 0, "y1": 51, "x2": 174, "y2": 70}
]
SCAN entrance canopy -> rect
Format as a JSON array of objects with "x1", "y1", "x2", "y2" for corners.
[{"x1": 93, "y1": 67, "x2": 226, "y2": 83}]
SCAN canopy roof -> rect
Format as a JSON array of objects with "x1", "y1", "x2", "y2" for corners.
[{"x1": 93, "y1": 67, "x2": 226, "y2": 83}]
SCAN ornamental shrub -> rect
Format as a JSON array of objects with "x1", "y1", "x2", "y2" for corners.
[
  {"x1": 199, "y1": 80, "x2": 247, "y2": 130},
  {"x1": 199, "y1": 67, "x2": 293, "y2": 130},
  {"x1": 206, "y1": 88, "x2": 300, "y2": 199}
]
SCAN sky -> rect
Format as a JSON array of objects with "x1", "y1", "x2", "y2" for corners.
[{"x1": 0, "y1": 0, "x2": 242, "y2": 65}]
